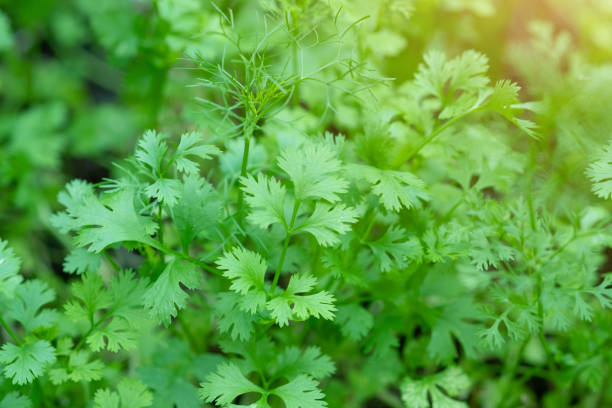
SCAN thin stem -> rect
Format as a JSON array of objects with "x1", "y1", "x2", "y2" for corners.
[
  {"x1": 74, "y1": 310, "x2": 114, "y2": 352},
  {"x1": 102, "y1": 250, "x2": 120, "y2": 272},
  {"x1": 0, "y1": 315, "x2": 21, "y2": 345},
  {"x1": 272, "y1": 200, "x2": 301, "y2": 289},
  {"x1": 359, "y1": 210, "x2": 377, "y2": 243},
  {"x1": 393, "y1": 108, "x2": 482, "y2": 167},
  {"x1": 157, "y1": 204, "x2": 164, "y2": 244},
  {"x1": 236, "y1": 130, "x2": 252, "y2": 225},
  {"x1": 152, "y1": 242, "x2": 222, "y2": 276},
  {"x1": 499, "y1": 336, "x2": 529, "y2": 407},
  {"x1": 536, "y1": 273, "x2": 555, "y2": 373}
]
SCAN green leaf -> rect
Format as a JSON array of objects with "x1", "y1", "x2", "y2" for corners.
[
  {"x1": 366, "y1": 226, "x2": 422, "y2": 272},
  {"x1": 216, "y1": 247, "x2": 268, "y2": 313},
  {"x1": 587, "y1": 141, "x2": 612, "y2": 199},
  {"x1": 7, "y1": 280, "x2": 60, "y2": 332},
  {"x1": 143, "y1": 260, "x2": 201, "y2": 325},
  {"x1": 144, "y1": 178, "x2": 181, "y2": 206},
  {"x1": 170, "y1": 174, "x2": 222, "y2": 249},
  {"x1": 135, "y1": 130, "x2": 168, "y2": 175},
  {"x1": 241, "y1": 173, "x2": 287, "y2": 229},
  {"x1": 94, "y1": 378, "x2": 153, "y2": 408},
  {"x1": 0, "y1": 239, "x2": 22, "y2": 297},
  {"x1": 335, "y1": 304, "x2": 374, "y2": 341},
  {"x1": 275, "y1": 346, "x2": 335, "y2": 380},
  {"x1": 0, "y1": 392, "x2": 31, "y2": 408},
  {"x1": 348, "y1": 164, "x2": 427, "y2": 212},
  {"x1": 198, "y1": 363, "x2": 263, "y2": 406},
  {"x1": 278, "y1": 144, "x2": 348, "y2": 202},
  {"x1": 52, "y1": 183, "x2": 158, "y2": 252},
  {"x1": 267, "y1": 274, "x2": 336, "y2": 327},
  {"x1": 49, "y1": 348, "x2": 104, "y2": 384},
  {"x1": 64, "y1": 271, "x2": 112, "y2": 323},
  {"x1": 415, "y1": 50, "x2": 489, "y2": 102},
  {"x1": 295, "y1": 203, "x2": 359, "y2": 247},
  {"x1": 174, "y1": 131, "x2": 221, "y2": 174},
  {"x1": 427, "y1": 298, "x2": 481, "y2": 362},
  {"x1": 0, "y1": 340, "x2": 56, "y2": 385},
  {"x1": 139, "y1": 365, "x2": 201, "y2": 408},
  {"x1": 63, "y1": 248, "x2": 101, "y2": 275},
  {"x1": 213, "y1": 292, "x2": 256, "y2": 341},
  {"x1": 88, "y1": 318, "x2": 137, "y2": 352},
  {"x1": 271, "y1": 375, "x2": 327, "y2": 408},
  {"x1": 401, "y1": 367, "x2": 471, "y2": 408}
]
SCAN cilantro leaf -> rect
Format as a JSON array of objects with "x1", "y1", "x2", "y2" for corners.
[
  {"x1": 366, "y1": 226, "x2": 422, "y2": 272},
  {"x1": 7, "y1": 279, "x2": 59, "y2": 332},
  {"x1": 63, "y1": 248, "x2": 101, "y2": 275},
  {"x1": 414, "y1": 50, "x2": 489, "y2": 104},
  {"x1": 216, "y1": 247, "x2": 268, "y2": 313},
  {"x1": 52, "y1": 182, "x2": 158, "y2": 253},
  {"x1": 241, "y1": 173, "x2": 287, "y2": 229},
  {"x1": 94, "y1": 378, "x2": 153, "y2": 408},
  {"x1": 170, "y1": 174, "x2": 222, "y2": 250},
  {"x1": 267, "y1": 274, "x2": 336, "y2": 327},
  {"x1": 587, "y1": 141, "x2": 612, "y2": 199},
  {"x1": 335, "y1": 304, "x2": 374, "y2": 341},
  {"x1": 295, "y1": 203, "x2": 359, "y2": 247},
  {"x1": 271, "y1": 375, "x2": 327, "y2": 408},
  {"x1": 49, "y1": 349, "x2": 104, "y2": 384},
  {"x1": 0, "y1": 340, "x2": 56, "y2": 385},
  {"x1": 0, "y1": 239, "x2": 22, "y2": 297},
  {"x1": 401, "y1": 367, "x2": 471, "y2": 408},
  {"x1": 198, "y1": 363, "x2": 263, "y2": 406},
  {"x1": 278, "y1": 144, "x2": 348, "y2": 203},
  {"x1": 426, "y1": 298, "x2": 481, "y2": 362},
  {"x1": 174, "y1": 131, "x2": 221, "y2": 175},
  {"x1": 348, "y1": 165, "x2": 427, "y2": 212},
  {"x1": 144, "y1": 178, "x2": 181, "y2": 206},
  {"x1": 0, "y1": 392, "x2": 31, "y2": 408},
  {"x1": 213, "y1": 292, "x2": 256, "y2": 341},
  {"x1": 135, "y1": 130, "x2": 168, "y2": 175},
  {"x1": 275, "y1": 346, "x2": 335, "y2": 380},
  {"x1": 143, "y1": 259, "x2": 201, "y2": 325}
]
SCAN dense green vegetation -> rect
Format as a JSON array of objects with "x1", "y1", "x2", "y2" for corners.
[{"x1": 1, "y1": 0, "x2": 612, "y2": 407}]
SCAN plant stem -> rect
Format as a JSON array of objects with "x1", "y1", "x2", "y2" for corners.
[
  {"x1": 236, "y1": 121, "x2": 254, "y2": 226},
  {"x1": 0, "y1": 315, "x2": 21, "y2": 345},
  {"x1": 393, "y1": 108, "x2": 482, "y2": 166},
  {"x1": 74, "y1": 310, "x2": 114, "y2": 352},
  {"x1": 272, "y1": 200, "x2": 301, "y2": 289},
  {"x1": 499, "y1": 336, "x2": 529, "y2": 407},
  {"x1": 359, "y1": 210, "x2": 377, "y2": 243},
  {"x1": 103, "y1": 250, "x2": 120, "y2": 272},
  {"x1": 152, "y1": 242, "x2": 222, "y2": 276},
  {"x1": 157, "y1": 203, "x2": 164, "y2": 244}
]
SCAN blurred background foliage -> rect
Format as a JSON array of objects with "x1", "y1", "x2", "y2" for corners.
[{"x1": 1, "y1": 0, "x2": 612, "y2": 405}]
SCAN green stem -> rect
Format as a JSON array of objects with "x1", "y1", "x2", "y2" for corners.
[
  {"x1": 291, "y1": 38, "x2": 300, "y2": 107},
  {"x1": 394, "y1": 108, "x2": 482, "y2": 166},
  {"x1": 377, "y1": 390, "x2": 404, "y2": 408},
  {"x1": 359, "y1": 210, "x2": 377, "y2": 243},
  {"x1": 152, "y1": 242, "x2": 222, "y2": 276},
  {"x1": 272, "y1": 200, "x2": 301, "y2": 289},
  {"x1": 103, "y1": 250, "x2": 120, "y2": 272},
  {"x1": 177, "y1": 312, "x2": 199, "y2": 352},
  {"x1": 157, "y1": 204, "x2": 164, "y2": 244},
  {"x1": 499, "y1": 336, "x2": 529, "y2": 407},
  {"x1": 236, "y1": 132, "x2": 252, "y2": 225},
  {"x1": 74, "y1": 310, "x2": 114, "y2": 352},
  {"x1": 536, "y1": 273, "x2": 555, "y2": 372},
  {"x1": 0, "y1": 315, "x2": 21, "y2": 345}
]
